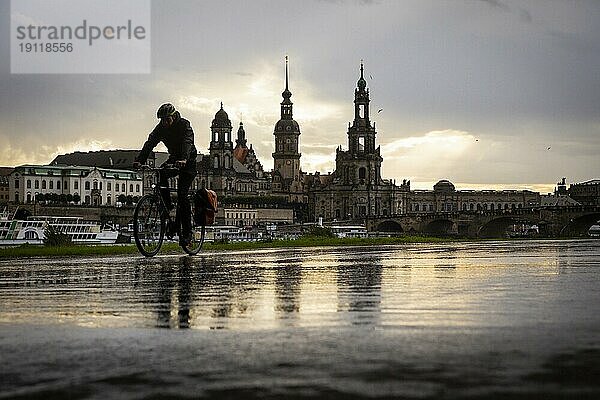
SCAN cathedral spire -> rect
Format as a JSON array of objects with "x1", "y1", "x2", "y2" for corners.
[
  {"x1": 236, "y1": 121, "x2": 247, "y2": 147},
  {"x1": 285, "y1": 55, "x2": 289, "y2": 91},
  {"x1": 281, "y1": 56, "x2": 293, "y2": 118},
  {"x1": 360, "y1": 59, "x2": 364, "y2": 79},
  {"x1": 357, "y1": 59, "x2": 367, "y2": 91}
]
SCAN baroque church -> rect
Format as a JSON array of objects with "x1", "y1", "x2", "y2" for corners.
[{"x1": 305, "y1": 62, "x2": 407, "y2": 221}]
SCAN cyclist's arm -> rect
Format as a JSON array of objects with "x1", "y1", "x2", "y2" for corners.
[
  {"x1": 180, "y1": 120, "x2": 194, "y2": 162},
  {"x1": 135, "y1": 126, "x2": 162, "y2": 164}
]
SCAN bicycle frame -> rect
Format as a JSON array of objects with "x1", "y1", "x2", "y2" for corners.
[{"x1": 134, "y1": 165, "x2": 206, "y2": 256}]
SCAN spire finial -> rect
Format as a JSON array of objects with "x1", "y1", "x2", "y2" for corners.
[
  {"x1": 285, "y1": 55, "x2": 289, "y2": 91},
  {"x1": 220, "y1": 101, "x2": 223, "y2": 109},
  {"x1": 360, "y1": 59, "x2": 364, "y2": 79}
]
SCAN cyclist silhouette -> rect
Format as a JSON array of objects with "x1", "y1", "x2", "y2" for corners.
[{"x1": 133, "y1": 103, "x2": 197, "y2": 247}]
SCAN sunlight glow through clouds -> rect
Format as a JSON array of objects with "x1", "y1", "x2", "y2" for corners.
[
  {"x1": 174, "y1": 60, "x2": 347, "y2": 172},
  {"x1": 0, "y1": 139, "x2": 116, "y2": 167},
  {"x1": 381, "y1": 130, "x2": 476, "y2": 155},
  {"x1": 41, "y1": 140, "x2": 115, "y2": 164}
]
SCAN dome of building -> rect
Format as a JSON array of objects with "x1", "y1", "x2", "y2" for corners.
[
  {"x1": 357, "y1": 76, "x2": 367, "y2": 90},
  {"x1": 433, "y1": 180, "x2": 456, "y2": 193},
  {"x1": 275, "y1": 119, "x2": 300, "y2": 132},
  {"x1": 211, "y1": 103, "x2": 232, "y2": 128},
  {"x1": 357, "y1": 61, "x2": 367, "y2": 90}
]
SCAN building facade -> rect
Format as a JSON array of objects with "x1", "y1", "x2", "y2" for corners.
[
  {"x1": 306, "y1": 63, "x2": 408, "y2": 221},
  {"x1": 9, "y1": 165, "x2": 142, "y2": 206},
  {"x1": 407, "y1": 180, "x2": 541, "y2": 213},
  {"x1": 568, "y1": 179, "x2": 600, "y2": 206}
]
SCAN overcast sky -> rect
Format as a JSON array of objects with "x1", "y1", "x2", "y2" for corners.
[{"x1": 1, "y1": 0, "x2": 599, "y2": 192}]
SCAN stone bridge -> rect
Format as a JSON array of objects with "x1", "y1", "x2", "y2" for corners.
[{"x1": 365, "y1": 206, "x2": 600, "y2": 238}]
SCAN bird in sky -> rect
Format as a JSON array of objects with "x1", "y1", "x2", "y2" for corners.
[
  {"x1": 547, "y1": 146, "x2": 551, "y2": 150},
  {"x1": 377, "y1": 108, "x2": 383, "y2": 113},
  {"x1": 370, "y1": 74, "x2": 373, "y2": 80}
]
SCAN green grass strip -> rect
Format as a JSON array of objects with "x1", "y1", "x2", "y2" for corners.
[{"x1": 0, "y1": 236, "x2": 467, "y2": 259}]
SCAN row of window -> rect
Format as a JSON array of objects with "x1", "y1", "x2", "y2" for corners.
[
  {"x1": 17, "y1": 192, "x2": 134, "y2": 206},
  {"x1": 318, "y1": 207, "x2": 390, "y2": 219},
  {"x1": 16, "y1": 179, "x2": 141, "y2": 193},
  {"x1": 212, "y1": 131, "x2": 232, "y2": 142},
  {"x1": 276, "y1": 138, "x2": 297, "y2": 152},
  {"x1": 225, "y1": 212, "x2": 256, "y2": 220},
  {"x1": 411, "y1": 203, "x2": 524, "y2": 212}
]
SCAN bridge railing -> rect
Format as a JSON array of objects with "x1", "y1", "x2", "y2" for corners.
[{"x1": 379, "y1": 205, "x2": 600, "y2": 220}]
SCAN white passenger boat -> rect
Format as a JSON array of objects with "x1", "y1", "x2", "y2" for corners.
[
  {"x1": 0, "y1": 209, "x2": 118, "y2": 246},
  {"x1": 589, "y1": 222, "x2": 600, "y2": 238}
]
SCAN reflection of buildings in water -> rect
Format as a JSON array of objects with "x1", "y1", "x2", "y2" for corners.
[
  {"x1": 177, "y1": 259, "x2": 192, "y2": 329},
  {"x1": 433, "y1": 247, "x2": 458, "y2": 278},
  {"x1": 155, "y1": 265, "x2": 173, "y2": 328},
  {"x1": 192, "y1": 255, "x2": 266, "y2": 330},
  {"x1": 274, "y1": 262, "x2": 302, "y2": 315},
  {"x1": 336, "y1": 254, "x2": 383, "y2": 326}
]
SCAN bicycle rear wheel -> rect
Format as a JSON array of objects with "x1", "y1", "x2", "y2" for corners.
[
  {"x1": 133, "y1": 194, "x2": 165, "y2": 257},
  {"x1": 182, "y1": 195, "x2": 206, "y2": 255}
]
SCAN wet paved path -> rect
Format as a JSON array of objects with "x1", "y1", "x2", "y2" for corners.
[{"x1": 1, "y1": 240, "x2": 600, "y2": 399}]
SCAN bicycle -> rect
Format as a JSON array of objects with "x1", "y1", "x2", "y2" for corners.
[{"x1": 133, "y1": 165, "x2": 209, "y2": 257}]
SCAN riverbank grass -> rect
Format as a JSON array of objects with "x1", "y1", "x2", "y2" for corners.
[{"x1": 0, "y1": 236, "x2": 457, "y2": 258}]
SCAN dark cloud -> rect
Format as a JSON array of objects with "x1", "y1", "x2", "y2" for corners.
[
  {"x1": 479, "y1": 0, "x2": 510, "y2": 12},
  {"x1": 518, "y1": 7, "x2": 532, "y2": 23}
]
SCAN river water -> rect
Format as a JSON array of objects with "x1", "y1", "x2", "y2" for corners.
[{"x1": 1, "y1": 240, "x2": 599, "y2": 399}]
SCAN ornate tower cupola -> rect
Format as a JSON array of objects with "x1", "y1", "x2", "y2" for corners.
[
  {"x1": 354, "y1": 61, "x2": 370, "y2": 123},
  {"x1": 348, "y1": 60, "x2": 376, "y2": 155},
  {"x1": 209, "y1": 102, "x2": 234, "y2": 171},
  {"x1": 272, "y1": 56, "x2": 303, "y2": 197},
  {"x1": 210, "y1": 102, "x2": 233, "y2": 147}
]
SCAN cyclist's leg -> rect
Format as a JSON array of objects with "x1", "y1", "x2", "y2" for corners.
[
  {"x1": 158, "y1": 168, "x2": 177, "y2": 213},
  {"x1": 176, "y1": 167, "x2": 196, "y2": 244}
]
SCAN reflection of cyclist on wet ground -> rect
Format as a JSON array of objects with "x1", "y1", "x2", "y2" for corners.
[
  {"x1": 133, "y1": 103, "x2": 197, "y2": 248},
  {"x1": 155, "y1": 257, "x2": 193, "y2": 329}
]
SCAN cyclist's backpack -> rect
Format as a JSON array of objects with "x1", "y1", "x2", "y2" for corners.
[{"x1": 194, "y1": 188, "x2": 218, "y2": 225}]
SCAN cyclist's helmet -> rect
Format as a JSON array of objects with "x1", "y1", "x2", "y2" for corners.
[{"x1": 157, "y1": 103, "x2": 176, "y2": 119}]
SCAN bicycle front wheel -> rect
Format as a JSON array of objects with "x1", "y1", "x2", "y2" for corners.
[
  {"x1": 182, "y1": 195, "x2": 206, "y2": 255},
  {"x1": 133, "y1": 194, "x2": 165, "y2": 257}
]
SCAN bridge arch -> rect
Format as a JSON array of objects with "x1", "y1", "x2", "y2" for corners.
[
  {"x1": 423, "y1": 219, "x2": 454, "y2": 236},
  {"x1": 559, "y1": 212, "x2": 600, "y2": 237},
  {"x1": 376, "y1": 220, "x2": 404, "y2": 233},
  {"x1": 478, "y1": 216, "x2": 519, "y2": 238}
]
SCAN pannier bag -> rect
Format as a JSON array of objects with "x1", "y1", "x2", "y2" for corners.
[{"x1": 194, "y1": 188, "x2": 218, "y2": 225}]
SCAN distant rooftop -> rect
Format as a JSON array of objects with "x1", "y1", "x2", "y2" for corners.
[
  {"x1": 51, "y1": 149, "x2": 169, "y2": 169},
  {"x1": 572, "y1": 179, "x2": 600, "y2": 186}
]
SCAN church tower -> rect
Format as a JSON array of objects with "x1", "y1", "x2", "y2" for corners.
[
  {"x1": 209, "y1": 102, "x2": 234, "y2": 171},
  {"x1": 272, "y1": 56, "x2": 303, "y2": 201},
  {"x1": 337, "y1": 61, "x2": 382, "y2": 187}
]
